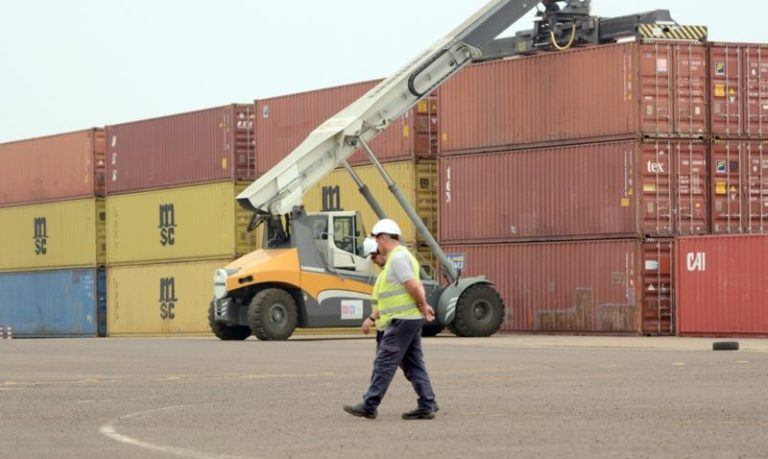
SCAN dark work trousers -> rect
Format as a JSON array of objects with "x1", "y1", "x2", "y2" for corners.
[{"x1": 362, "y1": 318, "x2": 436, "y2": 411}]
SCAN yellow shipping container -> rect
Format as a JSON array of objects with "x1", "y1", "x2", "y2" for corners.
[
  {"x1": 302, "y1": 159, "x2": 437, "y2": 271},
  {"x1": 106, "y1": 181, "x2": 257, "y2": 265},
  {"x1": 0, "y1": 198, "x2": 105, "y2": 272},
  {"x1": 107, "y1": 259, "x2": 230, "y2": 336}
]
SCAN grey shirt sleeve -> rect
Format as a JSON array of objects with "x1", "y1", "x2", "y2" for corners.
[{"x1": 387, "y1": 251, "x2": 415, "y2": 284}]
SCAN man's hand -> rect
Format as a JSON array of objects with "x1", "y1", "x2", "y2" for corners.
[
  {"x1": 362, "y1": 317, "x2": 375, "y2": 335},
  {"x1": 421, "y1": 304, "x2": 436, "y2": 322}
]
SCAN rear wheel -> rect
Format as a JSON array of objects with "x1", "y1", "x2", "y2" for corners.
[
  {"x1": 248, "y1": 289, "x2": 298, "y2": 341},
  {"x1": 208, "y1": 301, "x2": 251, "y2": 341},
  {"x1": 450, "y1": 284, "x2": 505, "y2": 337}
]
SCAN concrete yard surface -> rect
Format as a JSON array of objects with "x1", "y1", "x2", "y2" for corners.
[{"x1": 1, "y1": 333, "x2": 767, "y2": 458}]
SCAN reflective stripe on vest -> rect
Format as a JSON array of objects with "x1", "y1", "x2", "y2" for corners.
[{"x1": 376, "y1": 245, "x2": 422, "y2": 328}]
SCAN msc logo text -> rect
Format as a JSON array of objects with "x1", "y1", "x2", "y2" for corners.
[
  {"x1": 159, "y1": 277, "x2": 178, "y2": 320},
  {"x1": 34, "y1": 217, "x2": 48, "y2": 255},
  {"x1": 158, "y1": 204, "x2": 176, "y2": 246}
]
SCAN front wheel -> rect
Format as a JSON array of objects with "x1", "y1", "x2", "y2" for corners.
[
  {"x1": 450, "y1": 284, "x2": 505, "y2": 337},
  {"x1": 208, "y1": 301, "x2": 251, "y2": 340},
  {"x1": 248, "y1": 288, "x2": 298, "y2": 341}
]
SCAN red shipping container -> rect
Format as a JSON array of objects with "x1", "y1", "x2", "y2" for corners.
[
  {"x1": 442, "y1": 238, "x2": 674, "y2": 335},
  {"x1": 676, "y1": 234, "x2": 768, "y2": 337},
  {"x1": 439, "y1": 41, "x2": 708, "y2": 154},
  {"x1": 709, "y1": 43, "x2": 768, "y2": 138},
  {"x1": 710, "y1": 140, "x2": 768, "y2": 234},
  {"x1": 255, "y1": 81, "x2": 438, "y2": 175},
  {"x1": 0, "y1": 129, "x2": 105, "y2": 207},
  {"x1": 439, "y1": 139, "x2": 708, "y2": 243},
  {"x1": 106, "y1": 104, "x2": 255, "y2": 195}
]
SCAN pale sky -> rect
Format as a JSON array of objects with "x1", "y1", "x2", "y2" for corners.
[{"x1": 1, "y1": 0, "x2": 766, "y2": 143}]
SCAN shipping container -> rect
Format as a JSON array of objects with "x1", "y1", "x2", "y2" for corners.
[
  {"x1": 0, "y1": 198, "x2": 105, "y2": 272},
  {"x1": 106, "y1": 181, "x2": 257, "y2": 265},
  {"x1": 709, "y1": 43, "x2": 768, "y2": 138},
  {"x1": 256, "y1": 81, "x2": 438, "y2": 174},
  {"x1": 107, "y1": 259, "x2": 230, "y2": 336},
  {"x1": 439, "y1": 139, "x2": 708, "y2": 243},
  {"x1": 301, "y1": 159, "x2": 437, "y2": 271},
  {"x1": 676, "y1": 234, "x2": 768, "y2": 337},
  {"x1": 442, "y1": 239, "x2": 674, "y2": 335},
  {"x1": 0, "y1": 268, "x2": 104, "y2": 337},
  {"x1": 710, "y1": 140, "x2": 768, "y2": 234},
  {"x1": 0, "y1": 129, "x2": 105, "y2": 207},
  {"x1": 439, "y1": 41, "x2": 708, "y2": 154},
  {"x1": 106, "y1": 104, "x2": 256, "y2": 194}
]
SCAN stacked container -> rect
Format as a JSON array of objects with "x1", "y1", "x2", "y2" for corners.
[
  {"x1": 0, "y1": 129, "x2": 107, "y2": 337},
  {"x1": 257, "y1": 83, "x2": 440, "y2": 272},
  {"x1": 437, "y1": 40, "x2": 713, "y2": 336},
  {"x1": 104, "y1": 104, "x2": 258, "y2": 336},
  {"x1": 707, "y1": 43, "x2": 768, "y2": 234}
]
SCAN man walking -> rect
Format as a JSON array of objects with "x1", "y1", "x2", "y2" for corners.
[{"x1": 344, "y1": 219, "x2": 438, "y2": 420}]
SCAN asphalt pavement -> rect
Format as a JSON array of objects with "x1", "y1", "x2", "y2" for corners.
[{"x1": 1, "y1": 333, "x2": 767, "y2": 459}]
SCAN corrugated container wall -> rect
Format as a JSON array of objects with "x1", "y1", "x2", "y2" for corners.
[
  {"x1": 256, "y1": 81, "x2": 438, "y2": 174},
  {"x1": 106, "y1": 182, "x2": 257, "y2": 265},
  {"x1": 107, "y1": 259, "x2": 230, "y2": 336},
  {"x1": 302, "y1": 160, "x2": 438, "y2": 271},
  {"x1": 441, "y1": 239, "x2": 674, "y2": 335},
  {"x1": 710, "y1": 140, "x2": 768, "y2": 234},
  {"x1": 439, "y1": 140, "x2": 708, "y2": 243},
  {"x1": 0, "y1": 129, "x2": 105, "y2": 207},
  {"x1": 439, "y1": 41, "x2": 708, "y2": 154},
  {"x1": 709, "y1": 43, "x2": 768, "y2": 138},
  {"x1": 0, "y1": 268, "x2": 104, "y2": 337},
  {"x1": 106, "y1": 104, "x2": 256, "y2": 194},
  {"x1": 0, "y1": 198, "x2": 106, "y2": 272},
  {"x1": 676, "y1": 234, "x2": 768, "y2": 337}
]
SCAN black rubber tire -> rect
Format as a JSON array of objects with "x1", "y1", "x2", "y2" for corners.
[
  {"x1": 421, "y1": 323, "x2": 445, "y2": 337},
  {"x1": 451, "y1": 284, "x2": 505, "y2": 337},
  {"x1": 208, "y1": 301, "x2": 251, "y2": 341},
  {"x1": 712, "y1": 341, "x2": 739, "y2": 351},
  {"x1": 247, "y1": 288, "x2": 298, "y2": 341}
]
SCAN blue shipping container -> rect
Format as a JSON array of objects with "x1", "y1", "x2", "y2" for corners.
[{"x1": 0, "y1": 268, "x2": 104, "y2": 337}]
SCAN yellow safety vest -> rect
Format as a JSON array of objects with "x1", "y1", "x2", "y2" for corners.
[
  {"x1": 370, "y1": 271, "x2": 385, "y2": 331},
  {"x1": 375, "y1": 245, "x2": 422, "y2": 328}
]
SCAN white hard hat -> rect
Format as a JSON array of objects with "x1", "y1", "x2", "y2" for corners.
[
  {"x1": 370, "y1": 218, "x2": 401, "y2": 237},
  {"x1": 362, "y1": 237, "x2": 378, "y2": 257}
]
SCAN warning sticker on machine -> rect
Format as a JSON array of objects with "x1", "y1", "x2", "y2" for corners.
[
  {"x1": 341, "y1": 300, "x2": 363, "y2": 320},
  {"x1": 714, "y1": 84, "x2": 726, "y2": 98}
]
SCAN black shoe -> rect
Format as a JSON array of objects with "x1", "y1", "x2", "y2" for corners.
[
  {"x1": 434, "y1": 402, "x2": 440, "y2": 413},
  {"x1": 401, "y1": 407, "x2": 436, "y2": 420},
  {"x1": 343, "y1": 404, "x2": 377, "y2": 419}
]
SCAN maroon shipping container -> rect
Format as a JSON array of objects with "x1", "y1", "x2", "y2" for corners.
[
  {"x1": 443, "y1": 238, "x2": 674, "y2": 335},
  {"x1": 676, "y1": 234, "x2": 768, "y2": 337},
  {"x1": 439, "y1": 41, "x2": 708, "y2": 154},
  {"x1": 709, "y1": 43, "x2": 768, "y2": 138},
  {"x1": 710, "y1": 140, "x2": 768, "y2": 234},
  {"x1": 106, "y1": 104, "x2": 255, "y2": 195},
  {"x1": 0, "y1": 129, "x2": 105, "y2": 207},
  {"x1": 255, "y1": 81, "x2": 438, "y2": 174},
  {"x1": 439, "y1": 139, "x2": 708, "y2": 243}
]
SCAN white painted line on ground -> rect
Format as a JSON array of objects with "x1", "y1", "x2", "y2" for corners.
[{"x1": 99, "y1": 405, "x2": 257, "y2": 459}]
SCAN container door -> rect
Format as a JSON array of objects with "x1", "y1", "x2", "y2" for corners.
[
  {"x1": 97, "y1": 267, "x2": 107, "y2": 337},
  {"x1": 673, "y1": 140, "x2": 709, "y2": 235},
  {"x1": 744, "y1": 46, "x2": 768, "y2": 138},
  {"x1": 710, "y1": 140, "x2": 744, "y2": 234},
  {"x1": 641, "y1": 239, "x2": 675, "y2": 335},
  {"x1": 709, "y1": 44, "x2": 743, "y2": 137},
  {"x1": 639, "y1": 43, "x2": 674, "y2": 136},
  {"x1": 640, "y1": 141, "x2": 673, "y2": 235},
  {"x1": 673, "y1": 43, "x2": 708, "y2": 137},
  {"x1": 745, "y1": 141, "x2": 768, "y2": 233}
]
